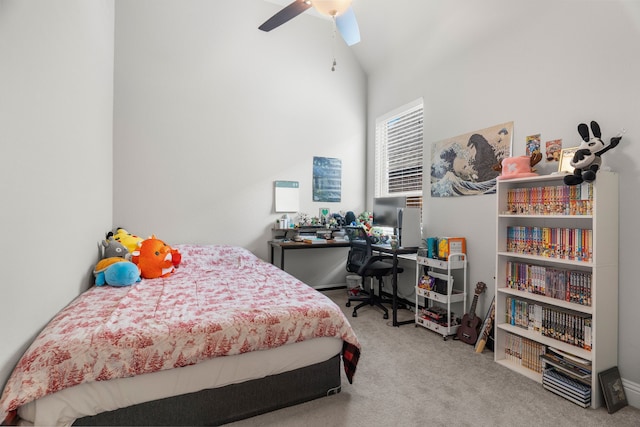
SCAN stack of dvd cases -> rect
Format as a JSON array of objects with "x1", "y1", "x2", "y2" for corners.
[{"x1": 542, "y1": 368, "x2": 591, "y2": 408}]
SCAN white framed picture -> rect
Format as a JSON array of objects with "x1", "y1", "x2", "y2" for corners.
[{"x1": 558, "y1": 147, "x2": 579, "y2": 173}]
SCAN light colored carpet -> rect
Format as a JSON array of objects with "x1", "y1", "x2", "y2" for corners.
[{"x1": 228, "y1": 289, "x2": 640, "y2": 427}]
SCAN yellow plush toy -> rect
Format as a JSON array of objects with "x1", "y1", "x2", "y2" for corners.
[{"x1": 108, "y1": 228, "x2": 143, "y2": 253}]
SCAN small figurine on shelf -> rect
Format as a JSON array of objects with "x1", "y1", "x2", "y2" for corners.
[
  {"x1": 390, "y1": 235, "x2": 399, "y2": 250},
  {"x1": 344, "y1": 211, "x2": 357, "y2": 226},
  {"x1": 330, "y1": 213, "x2": 345, "y2": 227},
  {"x1": 564, "y1": 121, "x2": 624, "y2": 186},
  {"x1": 357, "y1": 211, "x2": 373, "y2": 233},
  {"x1": 296, "y1": 212, "x2": 312, "y2": 227}
]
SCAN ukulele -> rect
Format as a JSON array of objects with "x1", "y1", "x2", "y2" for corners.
[{"x1": 456, "y1": 281, "x2": 487, "y2": 345}]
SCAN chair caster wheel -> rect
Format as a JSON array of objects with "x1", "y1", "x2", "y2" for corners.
[
  {"x1": 346, "y1": 301, "x2": 351, "y2": 307},
  {"x1": 352, "y1": 311, "x2": 358, "y2": 317},
  {"x1": 383, "y1": 313, "x2": 389, "y2": 320}
]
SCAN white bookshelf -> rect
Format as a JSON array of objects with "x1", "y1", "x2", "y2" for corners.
[{"x1": 494, "y1": 172, "x2": 618, "y2": 409}]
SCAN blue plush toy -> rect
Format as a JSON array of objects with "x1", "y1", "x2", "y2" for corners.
[{"x1": 94, "y1": 258, "x2": 141, "y2": 287}]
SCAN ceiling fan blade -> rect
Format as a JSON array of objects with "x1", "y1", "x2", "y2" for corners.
[
  {"x1": 335, "y1": 7, "x2": 360, "y2": 46},
  {"x1": 259, "y1": 0, "x2": 313, "y2": 32}
]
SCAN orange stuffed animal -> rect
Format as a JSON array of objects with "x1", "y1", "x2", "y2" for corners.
[{"x1": 131, "y1": 236, "x2": 181, "y2": 279}]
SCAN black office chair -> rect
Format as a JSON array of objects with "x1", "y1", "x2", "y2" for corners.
[{"x1": 344, "y1": 226, "x2": 403, "y2": 319}]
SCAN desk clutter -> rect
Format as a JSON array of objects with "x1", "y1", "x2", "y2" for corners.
[
  {"x1": 272, "y1": 210, "x2": 408, "y2": 244},
  {"x1": 272, "y1": 226, "x2": 347, "y2": 244}
]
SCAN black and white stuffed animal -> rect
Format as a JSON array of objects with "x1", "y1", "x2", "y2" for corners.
[{"x1": 563, "y1": 121, "x2": 623, "y2": 186}]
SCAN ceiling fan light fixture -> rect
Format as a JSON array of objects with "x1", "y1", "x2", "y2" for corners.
[{"x1": 312, "y1": 0, "x2": 352, "y2": 17}]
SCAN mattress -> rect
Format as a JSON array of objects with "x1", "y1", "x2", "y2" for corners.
[
  {"x1": 1, "y1": 244, "x2": 360, "y2": 426},
  {"x1": 19, "y1": 337, "x2": 342, "y2": 426}
]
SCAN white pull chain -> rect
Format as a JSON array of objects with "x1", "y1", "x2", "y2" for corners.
[{"x1": 331, "y1": 15, "x2": 337, "y2": 71}]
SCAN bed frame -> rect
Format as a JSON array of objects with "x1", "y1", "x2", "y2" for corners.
[{"x1": 73, "y1": 354, "x2": 341, "y2": 426}]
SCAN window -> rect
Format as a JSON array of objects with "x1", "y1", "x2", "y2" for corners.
[{"x1": 375, "y1": 98, "x2": 424, "y2": 209}]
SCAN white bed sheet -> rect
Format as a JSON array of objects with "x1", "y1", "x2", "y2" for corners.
[{"x1": 19, "y1": 337, "x2": 342, "y2": 426}]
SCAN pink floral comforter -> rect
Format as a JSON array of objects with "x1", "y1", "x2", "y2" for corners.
[{"x1": 0, "y1": 245, "x2": 360, "y2": 423}]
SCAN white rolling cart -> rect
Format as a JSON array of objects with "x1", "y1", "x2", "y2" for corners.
[{"x1": 415, "y1": 250, "x2": 467, "y2": 340}]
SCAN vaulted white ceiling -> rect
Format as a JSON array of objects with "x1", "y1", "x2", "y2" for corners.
[
  {"x1": 262, "y1": 0, "x2": 440, "y2": 74},
  {"x1": 261, "y1": 0, "x2": 507, "y2": 75}
]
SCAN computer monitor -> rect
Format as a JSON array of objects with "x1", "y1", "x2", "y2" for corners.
[
  {"x1": 373, "y1": 196, "x2": 422, "y2": 248},
  {"x1": 372, "y1": 196, "x2": 406, "y2": 227}
]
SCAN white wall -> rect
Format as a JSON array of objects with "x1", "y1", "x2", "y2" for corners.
[
  {"x1": 366, "y1": 0, "x2": 640, "y2": 403},
  {"x1": 0, "y1": 0, "x2": 114, "y2": 388},
  {"x1": 3, "y1": 0, "x2": 639, "y2": 411},
  {"x1": 112, "y1": 0, "x2": 367, "y2": 286}
]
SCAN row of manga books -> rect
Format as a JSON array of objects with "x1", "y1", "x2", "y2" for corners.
[
  {"x1": 506, "y1": 297, "x2": 592, "y2": 351},
  {"x1": 506, "y1": 226, "x2": 593, "y2": 262},
  {"x1": 503, "y1": 332, "x2": 546, "y2": 373},
  {"x1": 505, "y1": 261, "x2": 592, "y2": 306},
  {"x1": 503, "y1": 183, "x2": 593, "y2": 216}
]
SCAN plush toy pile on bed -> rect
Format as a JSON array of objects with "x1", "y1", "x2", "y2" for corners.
[
  {"x1": 108, "y1": 228, "x2": 143, "y2": 253},
  {"x1": 93, "y1": 228, "x2": 182, "y2": 286},
  {"x1": 93, "y1": 257, "x2": 141, "y2": 287},
  {"x1": 132, "y1": 235, "x2": 182, "y2": 279}
]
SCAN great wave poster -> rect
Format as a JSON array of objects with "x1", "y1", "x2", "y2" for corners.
[{"x1": 431, "y1": 122, "x2": 513, "y2": 197}]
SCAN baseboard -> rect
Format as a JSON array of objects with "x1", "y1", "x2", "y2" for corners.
[
  {"x1": 622, "y1": 377, "x2": 640, "y2": 409},
  {"x1": 314, "y1": 283, "x2": 347, "y2": 291}
]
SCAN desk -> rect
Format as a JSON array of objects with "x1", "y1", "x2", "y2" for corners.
[
  {"x1": 371, "y1": 244, "x2": 418, "y2": 327},
  {"x1": 269, "y1": 240, "x2": 350, "y2": 270},
  {"x1": 269, "y1": 240, "x2": 416, "y2": 326}
]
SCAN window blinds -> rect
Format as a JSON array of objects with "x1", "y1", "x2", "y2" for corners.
[{"x1": 375, "y1": 99, "x2": 424, "y2": 200}]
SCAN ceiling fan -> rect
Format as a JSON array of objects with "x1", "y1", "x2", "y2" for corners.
[{"x1": 259, "y1": 0, "x2": 361, "y2": 46}]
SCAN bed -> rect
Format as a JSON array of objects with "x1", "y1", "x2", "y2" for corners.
[{"x1": 0, "y1": 244, "x2": 360, "y2": 426}]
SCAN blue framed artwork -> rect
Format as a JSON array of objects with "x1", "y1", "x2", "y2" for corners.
[{"x1": 313, "y1": 156, "x2": 341, "y2": 202}]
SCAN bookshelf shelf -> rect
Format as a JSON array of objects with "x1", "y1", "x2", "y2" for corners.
[
  {"x1": 494, "y1": 172, "x2": 618, "y2": 409},
  {"x1": 497, "y1": 288, "x2": 593, "y2": 315},
  {"x1": 496, "y1": 251, "x2": 594, "y2": 268},
  {"x1": 496, "y1": 323, "x2": 592, "y2": 360},
  {"x1": 499, "y1": 214, "x2": 594, "y2": 219},
  {"x1": 496, "y1": 359, "x2": 543, "y2": 383}
]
